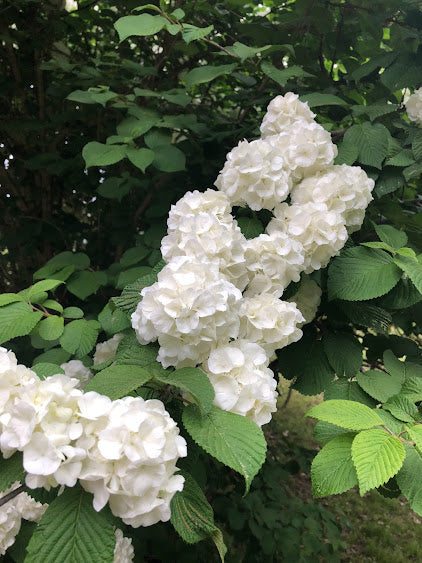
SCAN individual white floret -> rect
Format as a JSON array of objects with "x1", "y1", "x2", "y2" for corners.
[
  {"x1": 167, "y1": 189, "x2": 232, "y2": 230},
  {"x1": 239, "y1": 294, "x2": 304, "y2": 356},
  {"x1": 214, "y1": 138, "x2": 292, "y2": 211},
  {"x1": 405, "y1": 87, "x2": 422, "y2": 126},
  {"x1": 244, "y1": 232, "x2": 304, "y2": 297},
  {"x1": 260, "y1": 92, "x2": 316, "y2": 138},
  {"x1": 288, "y1": 277, "x2": 322, "y2": 326},
  {"x1": 290, "y1": 164, "x2": 374, "y2": 233},
  {"x1": 161, "y1": 212, "x2": 248, "y2": 291},
  {"x1": 131, "y1": 257, "x2": 242, "y2": 368},
  {"x1": 0, "y1": 482, "x2": 47, "y2": 556},
  {"x1": 267, "y1": 202, "x2": 348, "y2": 273},
  {"x1": 78, "y1": 396, "x2": 187, "y2": 528},
  {"x1": 266, "y1": 122, "x2": 337, "y2": 183},
  {"x1": 61, "y1": 360, "x2": 93, "y2": 389},
  {"x1": 93, "y1": 333, "x2": 124, "y2": 366},
  {"x1": 113, "y1": 529, "x2": 134, "y2": 563},
  {"x1": 202, "y1": 340, "x2": 278, "y2": 426}
]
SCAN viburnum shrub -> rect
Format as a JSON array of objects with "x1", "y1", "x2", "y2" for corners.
[{"x1": 2, "y1": 1, "x2": 422, "y2": 561}]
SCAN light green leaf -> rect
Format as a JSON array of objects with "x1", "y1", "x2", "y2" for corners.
[
  {"x1": 42, "y1": 300, "x2": 64, "y2": 313},
  {"x1": 171, "y1": 471, "x2": 226, "y2": 561},
  {"x1": 356, "y1": 370, "x2": 402, "y2": 403},
  {"x1": 182, "y1": 405, "x2": 266, "y2": 493},
  {"x1": 37, "y1": 316, "x2": 64, "y2": 341},
  {"x1": 261, "y1": 61, "x2": 313, "y2": 86},
  {"x1": 313, "y1": 421, "x2": 352, "y2": 444},
  {"x1": 154, "y1": 367, "x2": 215, "y2": 413},
  {"x1": 237, "y1": 217, "x2": 264, "y2": 239},
  {"x1": 0, "y1": 293, "x2": 23, "y2": 307},
  {"x1": 225, "y1": 42, "x2": 272, "y2": 60},
  {"x1": 125, "y1": 147, "x2": 155, "y2": 172},
  {"x1": 407, "y1": 426, "x2": 422, "y2": 451},
  {"x1": 311, "y1": 434, "x2": 358, "y2": 498},
  {"x1": 383, "y1": 395, "x2": 419, "y2": 422},
  {"x1": 112, "y1": 269, "x2": 157, "y2": 315},
  {"x1": 397, "y1": 444, "x2": 422, "y2": 516},
  {"x1": 0, "y1": 452, "x2": 25, "y2": 493},
  {"x1": 352, "y1": 429, "x2": 405, "y2": 495},
  {"x1": 82, "y1": 142, "x2": 126, "y2": 168},
  {"x1": 0, "y1": 302, "x2": 43, "y2": 345},
  {"x1": 342, "y1": 123, "x2": 391, "y2": 169},
  {"x1": 401, "y1": 377, "x2": 422, "y2": 402},
  {"x1": 324, "y1": 380, "x2": 375, "y2": 408},
  {"x1": 393, "y1": 254, "x2": 422, "y2": 294},
  {"x1": 183, "y1": 64, "x2": 237, "y2": 89},
  {"x1": 182, "y1": 24, "x2": 213, "y2": 44},
  {"x1": 63, "y1": 307, "x2": 84, "y2": 319},
  {"x1": 306, "y1": 400, "x2": 384, "y2": 430},
  {"x1": 361, "y1": 241, "x2": 395, "y2": 252},
  {"x1": 59, "y1": 319, "x2": 100, "y2": 358},
  {"x1": 84, "y1": 364, "x2": 152, "y2": 400},
  {"x1": 98, "y1": 303, "x2": 131, "y2": 335},
  {"x1": 323, "y1": 332, "x2": 362, "y2": 377},
  {"x1": 32, "y1": 362, "x2": 64, "y2": 379},
  {"x1": 28, "y1": 279, "x2": 63, "y2": 297},
  {"x1": 114, "y1": 14, "x2": 168, "y2": 41},
  {"x1": 33, "y1": 348, "x2": 71, "y2": 365},
  {"x1": 375, "y1": 226, "x2": 408, "y2": 252},
  {"x1": 25, "y1": 486, "x2": 116, "y2": 563},
  {"x1": 153, "y1": 145, "x2": 185, "y2": 172},
  {"x1": 133, "y1": 3, "x2": 161, "y2": 13},
  {"x1": 67, "y1": 271, "x2": 107, "y2": 300},
  {"x1": 328, "y1": 247, "x2": 402, "y2": 301},
  {"x1": 300, "y1": 93, "x2": 347, "y2": 107}
]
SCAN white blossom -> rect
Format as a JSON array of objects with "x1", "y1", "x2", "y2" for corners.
[
  {"x1": 290, "y1": 164, "x2": 374, "y2": 233},
  {"x1": 61, "y1": 360, "x2": 93, "y2": 388},
  {"x1": 203, "y1": 340, "x2": 278, "y2": 426},
  {"x1": 244, "y1": 232, "x2": 304, "y2": 297},
  {"x1": 260, "y1": 92, "x2": 315, "y2": 138},
  {"x1": 239, "y1": 294, "x2": 304, "y2": 356},
  {"x1": 131, "y1": 257, "x2": 242, "y2": 368},
  {"x1": 93, "y1": 333, "x2": 124, "y2": 366},
  {"x1": 113, "y1": 529, "x2": 134, "y2": 563},
  {"x1": 405, "y1": 86, "x2": 422, "y2": 126},
  {"x1": 288, "y1": 277, "x2": 322, "y2": 326},
  {"x1": 214, "y1": 138, "x2": 292, "y2": 211},
  {"x1": 267, "y1": 202, "x2": 348, "y2": 273},
  {"x1": 167, "y1": 189, "x2": 232, "y2": 230}
]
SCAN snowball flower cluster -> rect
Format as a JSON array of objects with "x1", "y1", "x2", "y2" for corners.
[
  {"x1": 0, "y1": 482, "x2": 47, "y2": 555},
  {"x1": 114, "y1": 529, "x2": 134, "y2": 563},
  {"x1": 288, "y1": 277, "x2": 322, "y2": 326},
  {"x1": 405, "y1": 87, "x2": 422, "y2": 126},
  {"x1": 0, "y1": 348, "x2": 186, "y2": 530},
  {"x1": 132, "y1": 92, "x2": 374, "y2": 426},
  {"x1": 93, "y1": 333, "x2": 124, "y2": 365}
]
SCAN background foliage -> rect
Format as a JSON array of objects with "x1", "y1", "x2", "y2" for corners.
[{"x1": 1, "y1": 0, "x2": 422, "y2": 561}]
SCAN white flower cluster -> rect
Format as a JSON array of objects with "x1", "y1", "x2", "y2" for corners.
[
  {"x1": 93, "y1": 333, "x2": 124, "y2": 365},
  {"x1": 114, "y1": 528, "x2": 134, "y2": 563},
  {"x1": 132, "y1": 93, "x2": 374, "y2": 426},
  {"x1": 0, "y1": 347, "x2": 186, "y2": 529},
  {"x1": 288, "y1": 277, "x2": 322, "y2": 326},
  {"x1": 0, "y1": 482, "x2": 47, "y2": 556},
  {"x1": 405, "y1": 87, "x2": 422, "y2": 126}
]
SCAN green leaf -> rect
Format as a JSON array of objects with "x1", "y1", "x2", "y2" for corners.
[
  {"x1": 114, "y1": 14, "x2": 168, "y2": 41},
  {"x1": 84, "y1": 364, "x2": 152, "y2": 400},
  {"x1": 182, "y1": 24, "x2": 214, "y2": 44},
  {"x1": 342, "y1": 123, "x2": 390, "y2": 170},
  {"x1": 351, "y1": 103, "x2": 398, "y2": 121},
  {"x1": 120, "y1": 246, "x2": 150, "y2": 268},
  {"x1": 153, "y1": 145, "x2": 185, "y2": 172},
  {"x1": 306, "y1": 400, "x2": 384, "y2": 430},
  {"x1": 401, "y1": 377, "x2": 422, "y2": 402},
  {"x1": 67, "y1": 271, "x2": 107, "y2": 300},
  {"x1": 37, "y1": 316, "x2": 64, "y2": 341},
  {"x1": 59, "y1": 319, "x2": 100, "y2": 358},
  {"x1": 397, "y1": 444, "x2": 422, "y2": 516},
  {"x1": 351, "y1": 429, "x2": 405, "y2": 495},
  {"x1": 383, "y1": 349, "x2": 406, "y2": 382},
  {"x1": 361, "y1": 241, "x2": 395, "y2": 252},
  {"x1": 261, "y1": 61, "x2": 314, "y2": 86},
  {"x1": 334, "y1": 139, "x2": 359, "y2": 166},
  {"x1": 311, "y1": 434, "x2": 358, "y2": 498},
  {"x1": 412, "y1": 130, "x2": 422, "y2": 161},
  {"x1": 407, "y1": 426, "x2": 422, "y2": 451},
  {"x1": 125, "y1": 147, "x2": 155, "y2": 172},
  {"x1": 28, "y1": 280, "x2": 63, "y2": 298},
  {"x1": 63, "y1": 307, "x2": 84, "y2": 319},
  {"x1": 25, "y1": 486, "x2": 116, "y2": 563},
  {"x1": 0, "y1": 293, "x2": 23, "y2": 306},
  {"x1": 313, "y1": 421, "x2": 351, "y2": 444},
  {"x1": 182, "y1": 405, "x2": 266, "y2": 493},
  {"x1": 98, "y1": 303, "x2": 131, "y2": 335},
  {"x1": 34, "y1": 252, "x2": 87, "y2": 280},
  {"x1": 183, "y1": 64, "x2": 237, "y2": 89},
  {"x1": 42, "y1": 300, "x2": 64, "y2": 313},
  {"x1": 0, "y1": 452, "x2": 25, "y2": 493},
  {"x1": 378, "y1": 278, "x2": 422, "y2": 310},
  {"x1": 393, "y1": 254, "x2": 422, "y2": 294},
  {"x1": 323, "y1": 332, "x2": 362, "y2": 377},
  {"x1": 374, "y1": 224, "x2": 408, "y2": 250},
  {"x1": 386, "y1": 149, "x2": 415, "y2": 167},
  {"x1": 339, "y1": 301, "x2": 392, "y2": 334},
  {"x1": 374, "y1": 171, "x2": 404, "y2": 198},
  {"x1": 324, "y1": 380, "x2": 375, "y2": 408},
  {"x1": 292, "y1": 340, "x2": 334, "y2": 395},
  {"x1": 356, "y1": 370, "x2": 402, "y2": 403},
  {"x1": 82, "y1": 142, "x2": 125, "y2": 168},
  {"x1": 383, "y1": 395, "x2": 419, "y2": 422},
  {"x1": 328, "y1": 247, "x2": 402, "y2": 301},
  {"x1": 237, "y1": 217, "x2": 264, "y2": 239},
  {"x1": 32, "y1": 362, "x2": 64, "y2": 379},
  {"x1": 224, "y1": 42, "x2": 272, "y2": 60},
  {"x1": 300, "y1": 93, "x2": 347, "y2": 107},
  {"x1": 0, "y1": 302, "x2": 43, "y2": 345},
  {"x1": 154, "y1": 367, "x2": 215, "y2": 413},
  {"x1": 171, "y1": 471, "x2": 226, "y2": 561}
]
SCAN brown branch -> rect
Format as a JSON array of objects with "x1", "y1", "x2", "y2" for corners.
[{"x1": 0, "y1": 485, "x2": 28, "y2": 508}]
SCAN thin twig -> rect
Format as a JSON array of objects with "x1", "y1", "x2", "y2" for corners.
[{"x1": 0, "y1": 485, "x2": 28, "y2": 508}]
